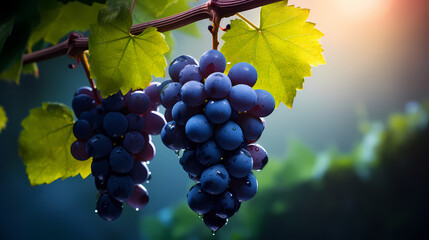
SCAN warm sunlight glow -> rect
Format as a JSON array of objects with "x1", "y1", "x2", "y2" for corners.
[{"x1": 335, "y1": 0, "x2": 392, "y2": 19}]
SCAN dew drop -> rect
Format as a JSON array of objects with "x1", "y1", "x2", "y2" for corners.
[
  {"x1": 94, "y1": 209, "x2": 98, "y2": 213},
  {"x1": 246, "y1": 181, "x2": 251, "y2": 186},
  {"x1": 135, "y1": 208, "x2": 140, "y2": 212}
]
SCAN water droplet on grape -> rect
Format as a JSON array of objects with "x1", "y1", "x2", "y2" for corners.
[
  {"x1": 246, "y1": 181, "x2": 251, "y2": 186},
  {"x1": 94, "y1": 209, "x2": 98, "y2": 213},
  {"x1": 135, "y1": 208, "x2": 139, "y2": 211}
]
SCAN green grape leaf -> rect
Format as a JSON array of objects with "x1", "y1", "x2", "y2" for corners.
[
  {"x1": 158, "y1": 0, "x2": 199, "y2": 37},
  {"x1": 28, "y1": 0, "x2": 104, "y2": 48},
  {"x1": 0, "y1": 105, "x2": 7, "y2": 133},
  {"x1": 133, "y1": 0, "x2": 199, "y2": 56},
  {"x1": 19, "y1": 102, "x2": 91, "y2": 186},
  {"x1": 135, "y1": 0, "x2": 178, "y2": 18},
  {"x1": 221, "y1": 1, "x2": 325, "y2": 108},
  {"x1": 0, "y1": 57, "x2": 22, "y2": 84},
  {"x1": 89, "y1": 6, "x2": 169, "y2": 97},
  {"x1": 0, "y1": 18, "x2": 14, "y2": 53}
]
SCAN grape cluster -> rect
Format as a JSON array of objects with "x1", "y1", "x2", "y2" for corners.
[
  {"x1": 70, "y1": 84, "x2": 166, "y2": 221},
  {"x1": 160, "y1": 50, "x2": 275, "y2": 232}
]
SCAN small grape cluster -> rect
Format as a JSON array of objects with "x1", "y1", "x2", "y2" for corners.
[
  {"x1": 70, "y1": 84, "x2": 166, "y2": 221},
  {"x1": 160, "y1": 50, "x2": 275, "y2": 232}
]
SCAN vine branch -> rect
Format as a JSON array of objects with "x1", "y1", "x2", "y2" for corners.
[
  {"x1": 78, "y1": 51, "x2": 102, "y2": 104},
  {"x1": 23, "y1": 0, "x2": 282, "y2": 64}
]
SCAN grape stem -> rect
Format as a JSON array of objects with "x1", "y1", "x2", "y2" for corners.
[
  {"x1": 78, "y1": 51, "x2": 102, "y2": 104},
  {"x1": 209, "y1": 10, "x2": 221, "y2": 50},
  {"x1": 22, "y1": 0, "x2": 282, "y2": 64},
  {"x1": 130, "y1": 0, "x2": 136, "y2": 14},
  {"x1": 235, "y1": 13, "x2": 259, "y2": 30}
]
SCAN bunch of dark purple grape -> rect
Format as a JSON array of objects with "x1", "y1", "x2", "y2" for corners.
[
  {"x1": 70, "y1": 84, "x2": 166, "y2": 221},
  {"x1": 160, "y1": 50, "x2": 275, "y2": 232}
]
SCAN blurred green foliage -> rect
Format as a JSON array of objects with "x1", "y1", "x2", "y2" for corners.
[{"x1": 141, "y1": 101, "x2": 429, "y2": 239}]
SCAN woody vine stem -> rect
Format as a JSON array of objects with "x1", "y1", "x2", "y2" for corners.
[{"x1": 23, "y1": 0, "x2": 282, "y2": 64}]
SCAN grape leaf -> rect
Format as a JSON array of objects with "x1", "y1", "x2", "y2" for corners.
[
  {"x1": 0, "y1": 57, "x2": 22, "y2": 84},
  {"x1": 133, "y1": 0, "x2": 199, "y2": 57},
  {"x1": 221, "y1": 1, "x2": 325, "y2": 108},
  {"x1": 19, "y1": 102, "x2": 91, "y2": 186},
  {"x1": 89, "y1": 6, "x2": 169, "y2": 97},
  {"x1": 0, "y1": 18, "x2": 14, "y2": 53},
  {"x1": 0, "y1": 105, "x2": 7, "y2": 133},
  {"x1": 28, "y1": 0, "x2": 104, "y2": 48},
  {"x1": 134, "y1": 0, "x2": 178, "y2": 18}
]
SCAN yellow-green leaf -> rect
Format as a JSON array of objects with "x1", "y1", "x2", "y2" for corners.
[
  {"x1": 19, "y1": 102, "x2": 91, "y2": 186},
  {"x1": 221, "y1": 1, "x2": 325, "y2": 108},
  {"x1": 89, "y1": 6, "x2": 169, "y2": 97},
  {"x1": 28, "y1": 0, "x2": 104, "y2": 48},
  {"x1": 0, "y1": 57, "x2": 22, "y2": 84},
  {"x1": 0, "y1": 105, "x2": 7, "y2": 133}
]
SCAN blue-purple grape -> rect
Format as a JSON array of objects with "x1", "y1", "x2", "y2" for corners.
[
  {"x1": 161, "y1": 82, "x2": 182, "y2": 109},
  {"x1": 127, "y1": 90, "x2": 150, "y2": 114},
  {"x1": 142, "y1": 111, "x2": 166, "y2": 135},
  {"x1": 179, "y1": 64, "x2": 203, "y2": 84},
  {"x1": 123, "y1": 131, "x2": 145, "y2": 154},
  {"x1": 204, "y1": 99, "x2": 232, "y2": 124},
  {"x1": 171, "y1": 101, "x2": 199, "y2": 125},
  {"x1": 237, "y1": 113, "x2": 264, "y2": 143},
  {"x1": 144, "y1": 82, "x2": 162, "y2": 109},
  {"x1": 229, "y1": 172, "x2": 258, "y2": 201},
  {"x1": 225, "y1": 148, "x2": 253, "y2": 178},
  {"x1": 160, "y1": 120, "x2": 187, "y2": 150},
  {"x1": 126, "y1": 113, "x2": 145, "y2": 132},
  {"x1": 126, "y1": 184, "x2": 149, "y2": 209},
  {"x1": 86, "y1": 134, "x2": 112, "y2": 158},
  {"x1": 103, "y1": 91, "x2": 124, "y2": 112},
  {"x1": 200, "y1": 164, "x2": 229, "y2": 195},
  {"x1": 199, "y1": 49, "x2": 226, "y2": 78},
  {"x1": 71, "y1": 140, "x2": 90, "y2": 160},
  {"x1": 73, "y1": 119, "x2": 92, "y2": 141},
  {"x1": 72, "y1": 94, "x2": 96, "y2": 118},
  {"x1": 196, "y1": 140, "x2": 223, "y2": 166},
  {"x1": 169, "y1": 55, "x2": 198, "y2": 82},
  {"x1": 107, "y1": 174, "x2": 135, "y2": 201},
  {"x1": 204, "y1": 72, "x2": 231, "y2": 99},
  {"x1": 103, "y1": 112, "x2": 128, "y2": 138},
  {"x1": 181, "y1": 81, "x2": 207, "y2": 107},
  {"x1": 248, "y1": 89, "x2": 275, "y2": 117},
  {"x1": 214, "y1": 121, "x2": 243, "y2": 150},
  {"x1": 180, "y1": 150, "x2": 206, "y2": 177},
  {"x1": 228, "y1": 84, "x2": 257, "y2": 111},
  {"x1": 228, "y1": 62, "x2": 257, "y2": 87},
  {"x1": 245, "y1": 144, "x2": 268, "y2": 170},
  {"x1": 214, "y1": 191, "x2": 241, "y2": 219},
  {"x1": 187, "y1": 184, "x2": 214, "y2": 214},
  {"x1": 109, "y1": 146, "x2": 134, "y2": 173},
  {"x1": 185, "y1": 114, "x2": 213, "y2": 143},
  {"x1": 91, "y1": 158, "x2": 110, "y2": 179},
  {"x1": 96, "y1": 193, "x2": 122, "y2": 221},
  {"x1": 129, "y1": 161, "x2": 149, "y2": 184},
  {"x1": 202, "y1": 211, "x2": 227, "y2": 232}
]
